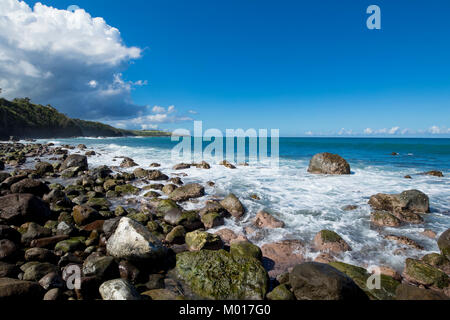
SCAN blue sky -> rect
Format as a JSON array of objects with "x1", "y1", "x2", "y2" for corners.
[{"x1": 4, "y1": 0, "x2": 450, "y2": 136}]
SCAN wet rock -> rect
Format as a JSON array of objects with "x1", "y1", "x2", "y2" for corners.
[
  {"x1": 342, "y1": 205, "x2": 358, "y2": 211},
  {"x1": 149, "y1": 163, "x2": 160, "y2": 168},
  {"x1": 173, "y1": 163, "x2": 191, "y2": 170},
  {"x1": 38, "y1": 272, "x2": 65, "y2": 290},
  {"x1": 395, "y1": 283, "x2": 449, "y2": 300},
  {"x1": 198, "y1": 200, "x2": 228, "y2": 217},
  {"x1": 220, "y1": 193, "x2": 245, "y2": 218},
  {"x1": 404, "y1": 175, "x2": 412, "y2": 179},
  {"x1": 114, "y1": 184, "x2": 140, "y2": 196},
  {"x1": 266, "y1": 284, "x2": 295, "y2": 300},
  {"x1": 106, "y1": 217, "x2": 166, "y2": 262},
  {"x1": 421, "y1": 253, "x2": 450, "y2": 275},
  {"x1": 22, "y1": 262, "x2": 58, "y2": 281},
  {"x1": 120, "y1": 157, "x2": 138, "y2": 168},
  {"x1": 54, "y1": 237, "x2": 85, "y2": 253},
  {"x1": 384, "y1": 235, "x2": 424, "y2": 250},
  {"x1": 421, "y1": 229, "x2": 437, "y2": 239},
  {"x1": 0, "y1": 193, "x2": 51, "y2": 224},
  {"x1": 99, "y1": 279, "x2": 141, "y2": 300},
  {"x1": 421, "y1": 170, "x2": 444, "y2": 177},
  {"x1": 289, "y1": 262, "x2": 368, "y2": 300},
  {"x1": 145, "y1": 274, "x2": 165, "y2": 290},
  {"x1": 35, "y1": 162, "x2": 54, "y2": 176},
  {"x1": 72, "y1": 205, "x2": 101, "y2": 226},
  {"x1": 253, "y1": 210, "x2": 284, "y2": 229},
  {"x1": 0, "y1": 239, "x2": 17, "y2": 261},
  {"x1": 402, "y1": 258, "x2": 449, "y2": 289},
  {"x1": 0, "y1": 277, "x2": 44, "y2": 300},
  {"x1": 147, "y1": 170, "x2": 169, "y2": 181},
  {"x1": 438, "y1": 229, "x2": 450, "y2": 260},
  {"x1": 194, "y1": 161, "x2": 211, "y2": 169},
  {"x1": 328, "y1": 261, "x2": 400, "y2": 300},
  {"x1": 162, "y1": 184, "x2": 178, "y2": 195},
  {"x1": 0, "y1": 262, "x2": 20, "y2": 278},
  {"x1": 185, "y1": 230, "x2": 223, "y2": 251},
  {"x1": 141, "y1": 288, "x2": 183, "y2": 300},
  {"x1": 214, "y1": 228, "x2": 247, "y2": 246},
  {"x1": 230, "y1": 240, "x2": 262, "y2": 260},
  {"x1": 201, "y1": 212, "x2": 224, "y2": 229},
  {"x1": 307, "y1": 153, "x2": 350, "y2": 175},
  {"x1": 370, "y1": 211, "x2": 402, "y2": 227},
  {"x1": 168, "y1": 183, "x2": 205, "y2": 202},
  {"x1": 219, "y1": 160, "x2": 236, "y2": 169},
  {"x1": 82, "y1": 252, "x2": 117, "y2": 279},
  {"x1": 261, "y1": 240, "x2": 305, "y2": 278},
  {"x1": 24, "y1": 248, "x2": 56, "y2": 262},
  {"x1": 165, "y1": 226, "x2": 186, "y2": 244},
  {"x1": 314, "y1": 253, "x2": 336, "y2": 264},
  {"x1": 61, "y1": 154, "x2": 88, "y2": 171},
  {"x1": 175, "y1": 249, "x2": 268, "y2": 300},
  {"x1": 119, "y1": 260, "x2": 141, "y2": 283},
  {"x1": 313, "y1": 230, "x2": 351, "y2": 254},
  {"x1": 369, "y1": 189, "x2": 430, "y2": 215}
]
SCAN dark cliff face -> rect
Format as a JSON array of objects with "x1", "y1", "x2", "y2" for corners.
[{"x1": 0, "y1": 98, "x2": 127, "y2": 140}]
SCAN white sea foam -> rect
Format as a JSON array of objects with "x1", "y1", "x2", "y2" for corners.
[{"x1": 37, "y1": 138, "x2": 450, "y2": 272}]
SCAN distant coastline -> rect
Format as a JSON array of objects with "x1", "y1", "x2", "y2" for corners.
[{"x1": 0, "y1": 97, "x2": 171, "y2": 141}]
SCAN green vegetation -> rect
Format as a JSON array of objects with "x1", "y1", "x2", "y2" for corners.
[{"x1": 0, "y1": 97, "x2": 170, "y2": 140}]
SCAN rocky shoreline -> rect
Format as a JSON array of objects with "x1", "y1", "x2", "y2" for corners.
[{"x1": 0, "y1": 143, "x2": 449, "y2": 300}]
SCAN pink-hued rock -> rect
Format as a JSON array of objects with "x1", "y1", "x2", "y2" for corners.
[
  {"x1": 313, "y1": 230, "x2": 352, "y2": 254},
  {"x1": 314, "y1": 253, "x2": 336, "y2": 264},
  {"x1": 377, "y1": 266, "x2": 402, "y2": 281},
  {"x1": 214, "y1": 228, "x2": 247, "y2": 246},
  {"x1": 421, "y1": 229, "x2": 437, "y2": 239},
  {"x1": 253, "y1": 210, "x2": 285, "y2": 229},
  {"x1": 261, "y1": 240, "x2": 305, "y2": 278}
]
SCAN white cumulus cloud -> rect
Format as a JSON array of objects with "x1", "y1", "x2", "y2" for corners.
[{"x1": 0, "y1": 0, "x2": 145, "y2": 119}]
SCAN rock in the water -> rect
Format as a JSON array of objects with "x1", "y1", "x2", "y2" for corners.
[
  {"x1": 106, "y1": 217, "x2": 166, "y2": 262},
  {"x1": 185, "y1": 230, "x2": 223, "y2": 251},
  {"x1": 328, "y1": 261, "x2": 400, "y2": 300},
  {"x1": 220, "y1": 193, "x2": 245, "y2": 218},
  {"x1": 370, "y1": 211, "x2": 402, "y2": 227},
  {"x1": 120, "y1": 157, "x2": 138, "y2": 168},
  {"x1": 313, "y1": 230, "x2": 351, "y2": 254},
  {"x1": 402, "y1": 258, "x2": 449, "y2": 289},
  {"x1": 99, "y1": 279, "x2": 141, "y2": 300},
  {"x1": 201, "y1": 212, "x2": 224, "y2": 229},
  {"x1": 0, "y1": 277, "x2": 44, "y2": 300},
  {"x1": 61, "y1": 154, "x2": 88, "y2": 171},
  {"x1": 175, "y1": 249, "x2": 268, "y2": 300},
  {"x1": 384, "y1": 235, "x2": 424, "y2": 250},
  {"x1": 173, "y1": 163, "x2": 191, "y2": 170},
  {"x1": 168, "y1": 183, "x2": 205, "y2": 202},
  {"x1": 368, "y1": 190, "x2": 429, "y2": 224},
  {"x1": 0, "y1": 193, "x2": 51, "y2": 224},
  {"x1": 219, "y1": 160, "x2": 236, "y2": 169},
  {"x1": 438, "y1": 229, "x2": 450, "y2": 260},
  {"x1": 395, "y1": 283, "x2": 449, "y2": 300},
  {"x1": 421, "y1": 170, "x2": 444, "y2": 177},
  {"x1": 162, "y1": 184, "x2": 178, "y2": 195},
  {"x1": 253, "y1": 210, "x2": 284, "y2": 229},
  {"x1": 289, "y1": 262, "x2": 368, "y2": 300},
  {"x1": 307, "y1": 153, "x2": 350, "y2": 175}
]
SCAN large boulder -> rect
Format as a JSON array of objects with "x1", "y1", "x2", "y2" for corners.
[
  {"x1": 120, "y1": 157, "x2": 138, "y2": 168},
  {"x1": 10, "y1": 178, "x2": 50, "y2": 197},
  {"x1": 99, "y1": 279, "x2": 141, "y2": 300},
  {"x1": 313, "y1": 230, "x2": 351, "y2": 254},
  {"x1": 168, "y1": 183, "x2": 205, "y2": 202},
  {"x1": 328, "y1": 261, "x2": 400, "y2": 300},
  {"x1": 106, "y1": 217, "x2": 166, "y2": 262},
  {"x1": 0, "y1": 278, "x2": 44, "y2": 300},
  {"x1": 35, "y1": 162, "x2": 54, "y2": 176},
  {"x1": 402, "y1": 258, "x2": 449, "y2": 289},
  {"x1": 370, "y1": 211, "x2": 402, "y2": 227},
  {"x1": 289, "y1": 262, "x2": 368, "y2": 300},
  {"x1": 0, "y1": 193, "x2": 51, "y2": 224},
  {"x1": 438, "y1": 229, "x2": 450, "y2": 260},
  {"x1": 220, "y1": 193, "x2": 245, "y2": 218},
  {"x1": 368, "y1": 190, "x2": 429, "y2": 224},
  {"x1": 175, "y1": 249, "x2": 268, "y2": 300},
  {"x1": 307, "y1": 153, "x2": 350, "y2": 175},
  {"x1": 60, "y1": 154, "x2": 88, "y2": 171}
]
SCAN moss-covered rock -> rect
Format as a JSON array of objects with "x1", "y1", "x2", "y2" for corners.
[
  {"x1": 155, "y1": 199, "x2": 180, "y2": 217},
  {"x1": 141, "y1": 289, "x2": 184, "y2": 300},
  {"x1": 54, "y1": 236, "x2": 86, "y2": 253},
  {"x1": 175, "y1": 249, "x2": 268, "y2": 300},
  {"x1": 402, "y1": 258, "x2": 449, "y2": 289},
  {"x1": 165, "y1": 226, "x2": 186, "y2": 244},
  {"x1": 266, "y1": 284, "x2": 295, "y2": 300},
  {"x1": 127, "y1": 212, "x2": 150, "y2": 224},
  {"x1": 185, "y1": 230, "x2": 223, "y2": 251},
  {"x1": 115, "y1": 184, "x2": 140, "y2": 195},
  {"x1": 230, "y1": 240, "x2": 262, "y2": 260},
  {"x1": 370, "y1": 211, "x2": 402, "y2": 227},
  {"x1": 201, "y1": 212, "x2": 224, "y2": 229},
  {"x1": 438, "y1": 229, "x2": 450, "y2": 260},
  {"x1": 328, "y1": 261, "x2": 400, "y2": 300}
]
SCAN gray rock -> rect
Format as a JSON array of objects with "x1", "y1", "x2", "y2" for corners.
[
  {"x1": 99, "y1": 279, "x2": 141, "y2": 300},
  {"x1": 61, "y1": 154, "x2": 88, "y2": 171},
  {"x1": 168, "y1": 183, "x2": 205, "y2": 202},
  {"x1": 307, "y1": 153, "x2": 350, "y2": 175}
]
